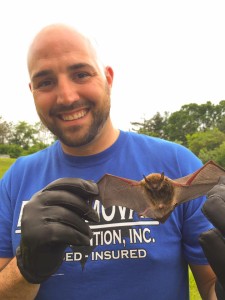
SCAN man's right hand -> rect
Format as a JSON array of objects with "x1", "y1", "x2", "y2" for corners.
[{"x1": 16, "y1": 178, "x2": 99, "y2": 284}]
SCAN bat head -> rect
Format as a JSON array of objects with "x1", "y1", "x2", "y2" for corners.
[
  {"x1": 143, "y1": 172, "x2": 165, "y2": 191},
  {"x1": 142, "y1": 172, "x2": 175, "y2": 204}
]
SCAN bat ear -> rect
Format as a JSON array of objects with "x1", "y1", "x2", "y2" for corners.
[
  {"x1": 218, "y1": 176, "x2": 225, "y2": 185},
  {"x1": 143, "y1": 175, "x2": 151, "y2": 187},
  {"x1": 160, "y1": 172, "x2": 165, "y2": 183},
  {"x1": 143, "y1": 175, "x2": 148, "y2": 181}
]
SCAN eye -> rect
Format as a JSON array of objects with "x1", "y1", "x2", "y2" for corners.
[
  {"x1": 72, "y1": 72, "x2": 93, "y2": 82},
  {"x1": 77, "y1": 72, "x2": 89, "y2": 78},
  {"x1": 39, "y1": 80, "x2": 53, "y2": 87},
  {"x1": 33, "y1": 79, "x2": 55, "y2": 90}
]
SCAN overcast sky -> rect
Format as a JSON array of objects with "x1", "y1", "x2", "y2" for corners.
[{"x1": 1, "y1": 0, "x2": 225, "y2": 130}]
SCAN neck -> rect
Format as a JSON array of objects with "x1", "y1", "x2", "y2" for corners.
[{"x1": 60, "y1": 119, "x2": 120, "y2": 156}]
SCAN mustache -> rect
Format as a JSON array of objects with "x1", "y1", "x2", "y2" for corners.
[{"x1": 49, "y1": 99, "x2": 93, "y2": 115}]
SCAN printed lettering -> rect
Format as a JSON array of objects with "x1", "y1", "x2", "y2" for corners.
[
  {"x1": 64, "y1": 252, "x2": 82, "y2": 261},
  {"x1": 129, "y1": 228, "x2": 155, "y2": 244},
  {"x1": 90, "y1": 229, "x2": 122, "y2": 246},
  {"x1": 91, "y1": 249, "x2": 147, "y2": 260},
  {"x1": 17, "y1": 201, "x2": 29, "y2": 227}
]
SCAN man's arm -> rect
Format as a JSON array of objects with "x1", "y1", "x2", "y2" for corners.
[
  {"x1": 0, "y1": 257, "x2": 11, "y2": 271},
  {"x1": 0, "y1": 257, "x2": 40, "y2": 299},
  {"x1": 190, "y1": 264, "x2": 217, "y2": 300}
]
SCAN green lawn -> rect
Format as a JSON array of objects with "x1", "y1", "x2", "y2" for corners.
[
  {"x1": 189, "y1": 269, "x2": 201, "y2": 299},
  {"x1": 0, "y1": 158, "x2": 201, "y2": 298},
  {"x1": 0, "y1": 157, "x2": 16, "y2": 178}
]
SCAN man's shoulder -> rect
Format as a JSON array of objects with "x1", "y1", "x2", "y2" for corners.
[
  {"x1": 122, "y1": 131, "x2": 198, "y2": 170},
  {"x1": 124, "y1": 131, "x2": 181, "y2": 149}
]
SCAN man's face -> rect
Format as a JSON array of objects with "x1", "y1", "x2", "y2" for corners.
[{"x1": 28, "y1": 28, "x2": 113, "y2": 148}]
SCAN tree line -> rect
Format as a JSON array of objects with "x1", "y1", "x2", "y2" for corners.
[
  {"x1": 1, "y1": 100, "x2": 225, "y2": 166},
  {"x1": 0, "y1": 118, "x2": 55, "y2": 158},
  {"x1": 131, "y1": 100, "x2": 225, "y2": 167}
]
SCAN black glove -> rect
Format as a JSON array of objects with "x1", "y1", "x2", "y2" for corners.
[
  {"x1": 199, "y1": 176, "x2": 225, "y2": 298},
  {"x1": 16, "y1": 178, "x2": 99, "y2": 284}
]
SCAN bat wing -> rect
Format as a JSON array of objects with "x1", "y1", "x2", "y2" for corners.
[
  {"x1": 97, "y1": 174, "x2": 145, "y2": 210},
  {"x1": 173, "y1": 160, "x2": 225, "y2": 204},
  {"x1": 97, "y1": 174, "x2": 175, "y2": 222}
]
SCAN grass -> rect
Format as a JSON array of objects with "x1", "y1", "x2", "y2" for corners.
[
  {"x1": 0, "y1": 157, "x2": 16, "y2": 178},
  {"x1": 0, "y1": 158, "x2": 201, "y2": 298},
  {"x1": 189, "y1": 269, "x2": 201, "y2": 299}
]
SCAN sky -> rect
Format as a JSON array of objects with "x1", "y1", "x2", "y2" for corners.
[{"x1": 1, "y1": 0, "x2": 225, "y2": 130}]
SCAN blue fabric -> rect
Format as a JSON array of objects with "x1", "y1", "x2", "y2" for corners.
[{"x1": 0, "y1": 131, "x2": 212, "y2": 300}]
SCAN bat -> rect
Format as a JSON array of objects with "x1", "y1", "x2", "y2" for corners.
[{"x1": 97, "y1": 160, "x2": 225, "y2": 223}]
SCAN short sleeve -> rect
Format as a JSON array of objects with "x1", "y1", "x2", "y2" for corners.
[
  {"x1": 182, "y1": 195, "x2": 213, "y2": 264},
  {"x1": 0, "y1": 175, "x2": 14, "y2": 257}
]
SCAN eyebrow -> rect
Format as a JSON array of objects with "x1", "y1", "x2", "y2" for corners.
[
  {"x1": 68, "y1": 63, "x2": 94, "y2": 72},
  {"x1": 31, "y1": 70, "x2": 52, "y2": 81},
  {"x1": 31, "y1": 63, "x2": 95, "y2": 81}
]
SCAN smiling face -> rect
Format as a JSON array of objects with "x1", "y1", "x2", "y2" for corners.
[{"x1": 28, "y1": 24, "x2": 116, "y2": 155}]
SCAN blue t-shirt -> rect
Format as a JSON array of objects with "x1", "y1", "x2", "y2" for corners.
[{"x1": 0, "y1": 131, "x2": 212, "y2": 300}]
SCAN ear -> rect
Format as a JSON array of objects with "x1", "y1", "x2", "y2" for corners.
[{"x1": 105, "y1": 66, "x2": 114, "y2": 87}]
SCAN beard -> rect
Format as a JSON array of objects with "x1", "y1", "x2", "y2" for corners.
[{"x1": 39, "y1": 84, "x2": 111, "y2": 148}]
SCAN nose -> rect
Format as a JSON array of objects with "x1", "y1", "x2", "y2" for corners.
[{"x1": 56, "y1": 76, "x2": 80, "y2": 105}]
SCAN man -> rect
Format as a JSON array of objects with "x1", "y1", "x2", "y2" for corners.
[{"x1": 0, "y1": 23, "x2": 217, "y2": 299}]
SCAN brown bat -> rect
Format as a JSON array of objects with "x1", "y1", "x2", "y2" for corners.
[{"x1": 97, "y1": 160, "x2": 225, "y2": 223}]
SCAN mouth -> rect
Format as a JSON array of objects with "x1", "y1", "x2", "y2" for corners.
[{"x1": 59, "y1": 108, "x2": 89, "y2": 121}]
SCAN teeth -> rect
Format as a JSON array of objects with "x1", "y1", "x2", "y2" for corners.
[{"x1": 61, "y1": 110, "x2": 87, "y2": 121}]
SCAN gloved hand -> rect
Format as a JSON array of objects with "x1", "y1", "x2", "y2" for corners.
[
  {"x1": 16, "y1": 178, "x2": 99, "y2": 284},
  {"x1": 199, "y1": 176, "x2": 225, "y2": 297}
]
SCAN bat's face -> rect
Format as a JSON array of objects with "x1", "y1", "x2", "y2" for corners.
[
  {"x1": 141, "y1": 173, "x2": 175, "y2": 206},
  {"x1": 137, "y1": 173, "x2": 176, "y2": 222}
]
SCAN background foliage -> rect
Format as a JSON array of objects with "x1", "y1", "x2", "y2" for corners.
[
  {"x1": 0, "y1": 118, "x2": 55, "y2": 158},
  {"x1": 131, "y1": 100, "x2": 225, "y2": 166}
]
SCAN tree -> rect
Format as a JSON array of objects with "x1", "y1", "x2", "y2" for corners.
[
  {"x1": 0, "y1": 118, "x2": 54, "y2": 157},
  {"x1": 131, "y1": 112, "x2": 169, "y2": 138},
  {"x1": 165, "y1": 101, "x2": 224, "y2": 145},
  {"x1": 186, "y1": 128, "x2": 225, "y2": 157},
  {"x1": 33, "y1": 122, "x2": 55, "y2": 145},
  {"x1": 0, "y1": 116, "x2": 13, "y2": 144},
  {"x1": 198, "y1": 142, "x2": 225, "y2": 167},
  {"x1": 132, "y1": 101, "x2": 225, "y2": 146},
  {"x1": 9, "y1": 121, "x2": 38, "y2": 150}
]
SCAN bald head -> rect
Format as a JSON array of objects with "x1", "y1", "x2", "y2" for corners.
[{"x1": 27, "y1": 23, "x2": 103, "y2": 77}]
